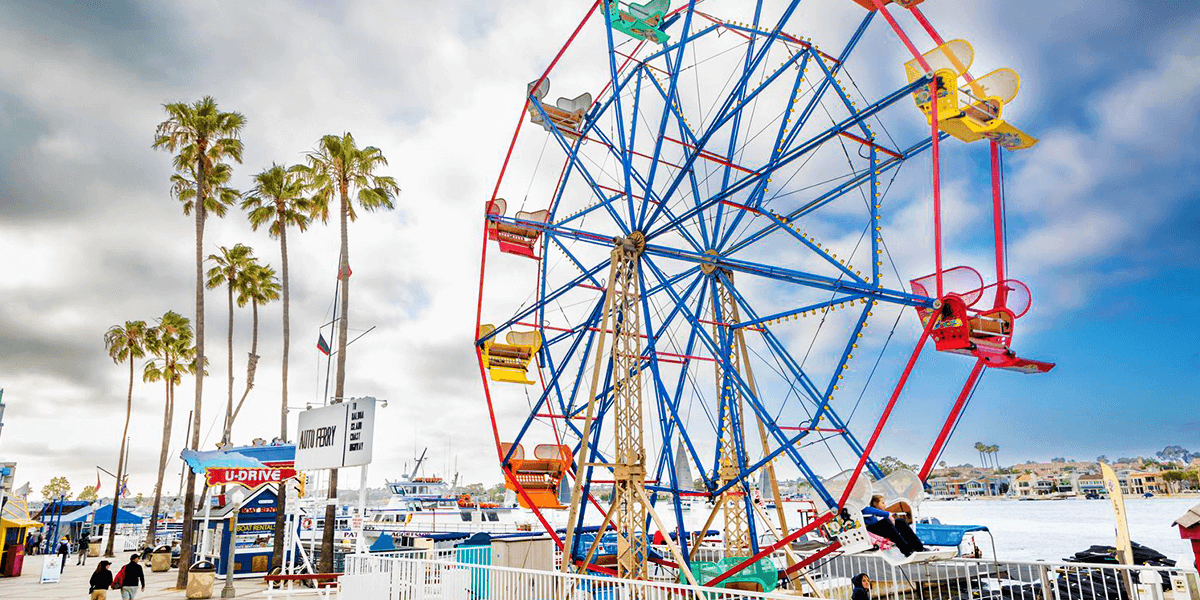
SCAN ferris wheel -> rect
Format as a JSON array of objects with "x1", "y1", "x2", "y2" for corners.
[{"x1": 474, "y1": 0, "x2": 1053, "y2": 588}]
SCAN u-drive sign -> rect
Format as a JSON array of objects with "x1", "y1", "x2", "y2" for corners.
[{"x1": 294, "y1": 398, "x2": 376, "y2": 470}]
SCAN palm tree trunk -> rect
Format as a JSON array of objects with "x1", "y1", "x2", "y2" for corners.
[
  {"x1": 225, "y1": 284, "x2": 235, "y2": 443},
  {"x1": 230, "y1": 301, "x2": 260, "y2": 426},
  {"x1": 321, "y1": 186, "x2": 351, "y2": 573},
  {"x1": 105, "y1": 359, "x2": 134, "y2": 557},
  {"x1": 272, "y1": 221, "x2": 290, "y2": 569},
  {"x1": 147, "y1": 377, "x2": 174, "y2": 546},
  {"x1": 178, "y1": 152, "x2": 207, "y2": 589}
]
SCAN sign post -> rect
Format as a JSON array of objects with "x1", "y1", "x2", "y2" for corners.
[{"x1": 295, "y1": 397, "x2": 378, "y2": 555}]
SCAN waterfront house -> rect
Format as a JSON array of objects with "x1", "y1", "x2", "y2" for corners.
[
  {"x1": 1128, "y1": 472, "x2": 1165, "y2": 495},
  {"x1": 1077, "y1": 474, "x2": 1106, "y2": 496},
  {"x1": 966, "y1": 478, "x2": 987, "y2": 496}
]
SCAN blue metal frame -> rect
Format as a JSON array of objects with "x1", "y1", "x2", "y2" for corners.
[{"x1": 482, "y1": 1, "x2": 956, "y2": 558}]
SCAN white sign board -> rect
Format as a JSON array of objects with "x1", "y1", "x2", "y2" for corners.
[
  {"x1": 295, "y1": 398, "x2": 376, "y2": 471},
  {"x1": 40, "y1": 555, "x2": 62, "y2": 584}
]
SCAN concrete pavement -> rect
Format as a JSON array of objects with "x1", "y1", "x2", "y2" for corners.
[{"x1": 0, "y1": 555, "x2": 271, "y2": 599}]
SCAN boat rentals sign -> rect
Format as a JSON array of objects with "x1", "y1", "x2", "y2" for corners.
[{"x1": 295, "y1": 397, "x2": 377, "y2": 471}]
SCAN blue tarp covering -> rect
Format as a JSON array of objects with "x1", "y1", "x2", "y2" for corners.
[
  {"x1": 914, "y1": 524, "x2": 988, "y2": 547},
  {"x1": 62, "y1": 504, "x2": 143, "y2": 525},
  {"x1": 370, "y1": 534, "x2": 396, "y2": 552}
]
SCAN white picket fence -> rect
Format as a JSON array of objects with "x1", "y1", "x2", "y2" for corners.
[
  {"x1": 343, "y1": 553, "x2": 808, "y2": 600},
  {"x1": 334, "y1": 550, "x2": 1200, "y2": 600}
]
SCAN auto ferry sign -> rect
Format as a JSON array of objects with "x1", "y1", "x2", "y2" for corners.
[{"x1": 205, "y1": 466, "x2": 299, "y2": 489}]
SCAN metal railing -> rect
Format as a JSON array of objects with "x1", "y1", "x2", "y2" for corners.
[
  {"x1": 344, "y1": 553, "x2": 812, "y2": 599},
  {"x1": 810, "y1": 554, "x2": 1198, "y2": 600},
  {"x1": 340, "y1": 548, "x2": 1200, "y2": 600}
]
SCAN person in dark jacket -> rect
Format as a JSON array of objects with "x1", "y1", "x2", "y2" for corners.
[
  {"x1": 851, "y1": 573, "x2": 871, "y2": 600},
  {"x1": 119, "y1": 554, "x2": 146, "y2": 599},
  {"x1": 56, "y1": 536, "x2": 70, "y2": 572},
  {"x1": 77, "y1": 532, "x2": 91, "y2": 565},
  {"x1": 89, "y1": 560, "x2": 113, "y2": 600},
  {"x1": 862, "y1": 494, "x2": 927, "y2": 556}
]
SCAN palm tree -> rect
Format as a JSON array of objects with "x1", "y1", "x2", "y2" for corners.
[
  {"x1": 205, "y1": 243, "x2": 255, "y2": 445},
  {"x1": 300, "y1": 133, "x2": 399, "y2": 571},
  {"x1": 990, "y1": 445, "x2": 1002, "y2": 470},
  {"x1": 229, "y1": 263, "x2": 281, "y2": 427},
  {"x1": 141, "y1": 312, "x2": 196, "y2": 546},
  {"x1": 153, "y1": 96, "x2": 245, "y2": 587},
  {"x1": 974, "y1": 442, "x2": 987, "y2": 469},
  {"x1": 102, "y1": 320, "x2": 149, "y2": 557},
  {"x1": 243, "y1": 164, "x2": 310, "y2": 569}
]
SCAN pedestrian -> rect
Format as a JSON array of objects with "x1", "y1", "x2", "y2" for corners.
[
  {"x1": 89, "y1": 560, "x2": 113, "y2": 600},
  {"x1": 25, "y1": 532, "x2": 39, "y2": 555},
  {"x1": 56, "y1": 536, "x2": 71, "y2": 572},
  {"x1": 118, "y1": 553, "x2": 146, "y2": 600},
  {"x1": 851, "y1": 573, "x2": 871, "y2": 600},
  {"x1": 77, "y1": 532, "x2": 91, "y2": 565}
]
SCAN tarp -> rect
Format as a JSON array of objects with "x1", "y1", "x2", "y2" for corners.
[
  {"x1": 61, "y1": 504, "x2": 143, "y2": 525},
  {"x1": 369, "y1": 534, "x2": 396, "y2": 552},
  {"x1": 914, "y1": 523, "x2": 989, "y2": 547}
]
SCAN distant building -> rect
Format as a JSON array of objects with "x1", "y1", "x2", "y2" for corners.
[
  {"x1": 1127, "y1": 472, "x2": 1165, "y2": 495},
  {"x1": 1077, "y1": 474, "x2": 1105, "y2": 496}
]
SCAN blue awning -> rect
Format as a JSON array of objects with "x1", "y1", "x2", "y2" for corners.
[
  {"x1": 914, "y1": 524, "x2": 989, "y2": 547},
  {"x1": 62, "y1": 504, "x2": 144, "y2": 525}
]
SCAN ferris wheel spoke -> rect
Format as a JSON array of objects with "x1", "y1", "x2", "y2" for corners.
[
  {"x1": 639, "y1": 239, "x2": 928, "y2": 308},
  {"x1": 710, "y1": 46, "x2": 814, "y2": 251},
  {"x1": 528, "y1": 95, "x2": 633, "y2": 236},
  {"x1": 709, "y1": 2, "x2": 771, "y2": 244},
  {"x1": 718, "y1": 276, "x2": 885, "y2": 480},
  {"x1": 723, "y1": 134, "x2": 939, "y2": 257},
  {"x1": 633, "y1": 65, "x2": 713, "y2": 245},
  {"x1": 585, "y1": 125, "x2": 707, "y2": 254},
  {"x1": 600, "y1": 3, "x2": 641, "y2": 229},
  {"x1": 641, "y1": 37, "x2": 812, "y2": 234},
  {"x1": 640, "y1": 255, "x2": 838, "y2": 507},
  {"x1": 646, "y1": 76, "x2": 929, "y2": 247}
]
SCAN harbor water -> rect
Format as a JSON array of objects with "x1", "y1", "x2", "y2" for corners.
[{"x1": 921, "y1": 497, "x2": 1197, "y2": 565}]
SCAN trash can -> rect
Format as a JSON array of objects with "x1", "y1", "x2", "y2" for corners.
[
  {"x1": 151, "y1": 545, "x2": 172, "y2": 572},
  {"x1": 186, "y1": 560, "x2": 217, "y2": 599}
]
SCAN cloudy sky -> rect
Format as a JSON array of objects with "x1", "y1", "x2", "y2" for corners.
[{"x1": 0, "y1": 0, "x2": 1197, "y2": 500}]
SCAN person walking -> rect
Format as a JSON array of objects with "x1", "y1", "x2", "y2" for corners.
[
  {"x1": 89, "y1": 560, "x2": 113, "y2": 600},
  {"x1": 119, "y1": 554, "x2": 146, "y2": 600},
  {"x1": 25, "y1": 531, "x2": 39, "y2": 555},
  {"x1": 851, "y1": 573, "x2": 872, "y2": 600},
  {"x1": 56, "y1": 536, "x2": 71, "y2": 572},
  {"x1": 77, "y1": 532, "x2": 91, "y2": 565}
]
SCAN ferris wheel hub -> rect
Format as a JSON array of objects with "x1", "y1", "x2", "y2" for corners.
[
  {"x1": 614, "y1": 231, "x2": 646, "y2": 255},
  {"x1": 700, "y1": 249, "x2": 721, "y2": 275}
]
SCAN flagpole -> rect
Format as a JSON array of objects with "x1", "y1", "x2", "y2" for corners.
[{"x1": 321, "y1": 277, "x2": 340, "y2": 407}]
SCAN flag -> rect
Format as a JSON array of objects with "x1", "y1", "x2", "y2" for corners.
[
  {"x1": 95, "y1": 471, "x2": 101, "y2": 495},
  {"x1": 338, "y1": 263, "x2": 353, "y2": 280},
  {"x1": 317, "y1": 333, "x2": 331, "y2": 356},
  {"x1": 119, "y1": 475, "x2": 129, "y2": 498}
]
